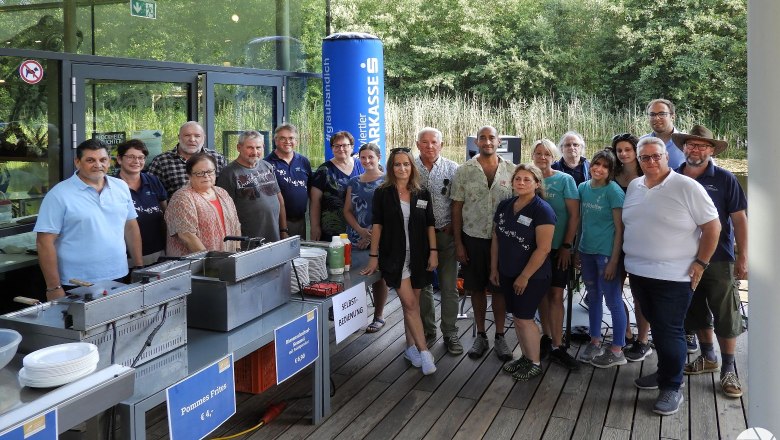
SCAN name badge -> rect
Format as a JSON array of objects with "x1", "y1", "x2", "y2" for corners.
[
  {"x1": 517, "y1": 215, "x2": 532, "y2": 226},
  {"x1": 416, "y1": 200, "x2": 428, "y2": 209}
]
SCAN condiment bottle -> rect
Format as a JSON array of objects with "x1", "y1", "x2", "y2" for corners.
[
  {"x1": 339, "y1": 233, "x2": 352, "y2": 271},
  {"x1": 327, "y1": 236, "x2": 345, "y2": 275}
]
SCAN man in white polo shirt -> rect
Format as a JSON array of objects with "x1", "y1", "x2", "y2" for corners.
[{"x1": 622, "y1": 137, "x2": 720, "y2": 416}]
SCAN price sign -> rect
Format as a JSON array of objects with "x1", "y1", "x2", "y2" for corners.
[
  {"x1": 0, "y1": 409, "x2": 57, "y2": 440},
  {"x1": 166, "y1": 355, "x2": 236, "y2": 440},
  {"x1": 274, "y1": 309, "x2": 319, "y2": 384}
]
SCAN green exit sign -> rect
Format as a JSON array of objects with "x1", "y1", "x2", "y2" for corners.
[{"x1": 130, "y1": 0, "x2": 156, "y2": 19}]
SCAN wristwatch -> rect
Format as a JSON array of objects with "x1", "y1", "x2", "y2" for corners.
[
  {"x1": 694, "y1": 258, "x2": 709, "y2": 270},
  {"x1": 280, "y1": 228, "x2": 289, "y2": 233},
  {"x1": 561, "y1": 243, "x2": 572, "y2": 249}
]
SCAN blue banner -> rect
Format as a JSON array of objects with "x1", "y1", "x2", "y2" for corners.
[
  {"x1": 275, "y1": 308, "x2": 319, "y2": 384},
  {"x1": 322, "y1": 32, "x2": 386, "y2": 160},
  {"x1": 0, "y1": 409, "x2": 57, "y2": 440},
  {"x1": 166, "y1": 355, "x2": 236, "y2": 440}
]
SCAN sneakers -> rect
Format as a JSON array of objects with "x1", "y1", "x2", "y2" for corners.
[
  {"x1": 578, "y1": 343, "x2": 602, "y2": 363},
  {"x1": 550, "y1": 347, "x2": 580, "y2": 370},
  {"x1": 425, "y1": 333, "x2": 437, "y2": 349},
  {"x1": 625, "y1": 341, "x2": 653, "y2": 362},
  {"x1": 420, "y1": 350, "x2": 437, "y2": 375},
  {"x1": 539, "y1": 334, "x2": 553, "y2": 361},
  {"x1": 494, "y1": 336, "x2": 513, "y2": 362},
  {"x1": 591, "y1": 349, "x2": 627, "y2": 368},
  {"x1": 720, "y1": 372, "x2": 743, "y2": 397},
  {"x1": 404, "y1": 345, "x2": 422, "y2": 367},
  {"x1": 684, "y1": 355, "x2": 720, "y2": 375},
  {"x1": 634, "y1": 372, "x2": 686, "y2": 390},
  {"x1": 468, "y1": 335, "x2": 490, "y2": 359},
  {"x1": 623, "y1": 334, "x2": 637, "y2": 350},
  {"x1": 443, "y1": 334, "x2": 464, "y2": 355},
  {"x1": 653, "y1": 389, "x2": 684, "y2": 415},
  {"x1": 634, "y1": 372, "x2": 659, "y2": 390},
  {"x1": 686, "y1": 333, "x2": 698, "y2": 353},
  {"x1": 512, "y1": 362, "x2": 543, "y2": 381},
  {"x1": 503, "y1": 356, "x2": 531, "y2": 373}
]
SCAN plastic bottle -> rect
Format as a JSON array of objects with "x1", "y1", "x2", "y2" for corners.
[
  {"x1": 327, "y1": 236, "x2": 345, "y2": 275},
  {"x1": 339, "y1": 233, "x2": 352, "y2": 271}
]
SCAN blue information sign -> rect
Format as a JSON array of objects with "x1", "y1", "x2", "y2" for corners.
[
  {"x1": 0, "y1": 409, "x2": 57, "y2": 440},
  {"x1": 275, "y1": 308, "x2": 319, "y2": 384},
  {"x1": 166, "y1": 355, "x2": 236, "y2": 440}
]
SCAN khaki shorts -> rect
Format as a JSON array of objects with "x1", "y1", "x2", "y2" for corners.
[{"x1": 684, "y1": 261, "x2": 743, "y2": 338}]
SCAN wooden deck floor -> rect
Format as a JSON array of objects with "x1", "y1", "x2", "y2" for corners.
[{"x1": 145, "y1": 289, "x2": 749, "y2": 440}]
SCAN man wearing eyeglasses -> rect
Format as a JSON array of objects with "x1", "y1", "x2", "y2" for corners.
[
  {"x1": 452, "y1": 125, "x2": 516, "y2": 361},
  {"x1": 670, "y1": 125, "x2": 747, "y2": 399},
  {"x1": 414, "y1": 127, "x2": 462, "y2": 355},
  {"x1": 551, "y1": 131, "x2": 589, "y2": 186},
  {"x1": 217, "y1": 131, "x2": 288, "y2": 244},
  {"x1": 148, "y1": 121, "x2": 228, "y2": 197},
  {"x1": 622, "y1": 137, "x2": 720, "y2": 416},
  {"x1": 642, "y1": 99, "x2": 685, "y2": 168},
  {"x1": 265, "y1": 124, "x2": 312, "y2": 239}
]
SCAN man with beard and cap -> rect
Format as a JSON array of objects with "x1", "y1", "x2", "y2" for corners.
[
  {"x1": 148, "y1": 121, "x2": 228, "y2": 197},
  {"x1": 451, "y1": 125, "x2": 516, "y2": 362},
  {"x1": 642, "y1": 98, "x2": 685, "y2": 169},
  {"x1": 217, "y1": 130, "x2": 288, "y2": 244},
  {"x1": 672, "y1": 125, "x2": 747, "y2": 399}
]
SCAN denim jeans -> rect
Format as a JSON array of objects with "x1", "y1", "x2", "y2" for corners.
[
  {"x1": 629, "y1": 274, "x2": 693, "y2": 391},
  {"x1": 421, "y1": 230, "x2": 459, "y2": 337},
  {"x1": 580, "y1": 252, "x2": 626, "y2": 347}
]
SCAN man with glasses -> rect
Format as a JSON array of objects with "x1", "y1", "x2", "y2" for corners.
[
  {"x1": 552, "y1": 131, "x2": 589, "y2": 186},
  {"x1": 452, "y1": 125, "x2": 516, "y2": 361},
  {"x1": 623, "y1": 137, "x2": 720, "y2": 415},
  {"x1": 148, "y1": 121, "x2": 228, "y2": 197},
  {"x1": 414, "y1": 127, "x2": 462, "y2": 355},
  {"x1": 217, "y1": 131, "x2": 288, "y2": 244},
  {"x1": 671, "y1": 125, "x2": 747, "y2": 399},
  {"x1": 35, "y1": 139, "x2": 143, "y2": 300},
  {"x1": 642, "y1": 99, "x2": 685, "y2": 168},
  {"x1": 265, "y1": 124, "x2": 312, "y2": 239}
]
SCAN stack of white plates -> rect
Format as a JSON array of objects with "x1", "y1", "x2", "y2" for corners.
[
  {"x1": 290, "y1": 258, "x2": 310, "y2": 294},
  {"x1": 300, "y1": 247, "x2": 328, "y2": 282},
  {"x1": 18, "y1": 342, "x2": 99, "y2": 388}
]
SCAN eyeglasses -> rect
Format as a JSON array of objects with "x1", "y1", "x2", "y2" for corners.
[
  {"x1": 611, "y1": 133, "x2": 633, "y2": 142},
  {"x1": 685, "y1": 142, "x2": 713, "y2": 151},
  {"x1": 332, "y1": 143, "x2": 353, "y2": 150},
  {"x1": 390, "y1": 147, "x2": 411, "y2": 153},
  {"x1": 638, "y1": 154, "x2": 664, "y2": 163},
  {"x1": 122, "y1": 155, "x2": 146, "y2": 162},
  {"x1": 562, "y1": 143, "x2": 581, "y2": 148},
  {"x1": 648, "y1": 112, "x2": 671, "y2": 119},
  {"x1": 441, "y1": 178, "x2": 450, "y2": 195},
  {"x1": 191, "y1": 169, "x2": 216, "y2": 177}
]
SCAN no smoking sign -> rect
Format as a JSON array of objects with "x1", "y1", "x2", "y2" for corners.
[{"x1": 19, "y1": 60, "x2": 43, "y2": 84}]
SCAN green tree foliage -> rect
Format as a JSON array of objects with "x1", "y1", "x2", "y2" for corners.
[{"x1": 332, "y1": 0, "x2": 746, "y2": 136}]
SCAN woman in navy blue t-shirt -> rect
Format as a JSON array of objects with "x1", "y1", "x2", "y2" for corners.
[{"x1": 489, "y1": 164, "x2": 556, "y2": 381}]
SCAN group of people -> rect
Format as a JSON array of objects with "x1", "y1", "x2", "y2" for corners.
[{"x1": 32, "y1": 97, "x2": 747, "y2": 417}]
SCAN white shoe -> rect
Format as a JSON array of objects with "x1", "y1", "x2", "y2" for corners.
[
  {"x1": 420, "y1": 350, "x2": 437, "y2": 375},
  {"x1": 404, "y1": 345, "x2": 422, "y2": 367}
]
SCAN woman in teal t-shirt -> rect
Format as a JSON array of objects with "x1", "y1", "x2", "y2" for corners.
[{"x1": 576, "y1": 149, "x2": 626, "y2": 368}]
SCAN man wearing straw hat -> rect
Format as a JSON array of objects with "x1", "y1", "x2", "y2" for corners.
[{"x1": 672, "y1": 125, "x2": 748, "y2": 399}]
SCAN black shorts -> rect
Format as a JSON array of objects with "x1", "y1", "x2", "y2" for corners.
[
  {"x1": 461, "y1": 233, "x2": 498, "y2": 293},
  {"x1": 549, "y1": 249, "x2": 570, "y2": 289},
  {"x1": 500, "y1": 274, "x2": 550, "y2": 319}
]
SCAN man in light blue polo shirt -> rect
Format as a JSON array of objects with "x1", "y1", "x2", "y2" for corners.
[
  {"x1": 641, "y1": 98, "x2": 685, "y2": 168},
  {"x1": 35, "y1": 139, "x2": 142, "y2": 300}
]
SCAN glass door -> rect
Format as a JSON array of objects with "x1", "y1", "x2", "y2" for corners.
[
  {"x1": 201, "y1": 72, "x2": 283, "y2": 161},
  {"x1": 70, "y1": 64, "x2": 199, "y2": 171}
]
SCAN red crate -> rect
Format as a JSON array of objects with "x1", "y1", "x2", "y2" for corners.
[{"x1": 234, "y1": 342, "x2": 276, "y2": 394}]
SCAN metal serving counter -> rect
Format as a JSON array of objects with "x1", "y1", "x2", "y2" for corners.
[
  {"x1": 0, "y1": 361, "x2": 135, "y2": 435},
  {"x1": 117, "y1": 300, "x2": 321, "y2": 440},
  {"x1": 293, "y1": 249, "x2": 381, "y2": 418}
]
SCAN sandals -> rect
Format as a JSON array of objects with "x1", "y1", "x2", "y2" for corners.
[{"x1": 366, "y1": 318, "x2": 385, "y2": 333}]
